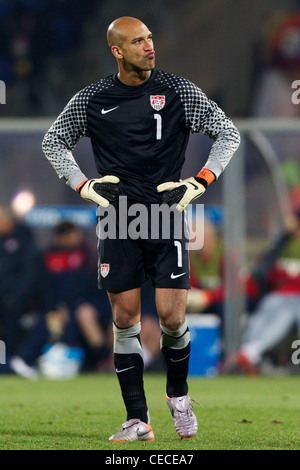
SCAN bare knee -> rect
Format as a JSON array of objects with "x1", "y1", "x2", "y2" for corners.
[
  {"x1": 155, "y1": 288, "x2": 187, "y2": 331},
  {"x1": 113, "y1": 306, "x2": 141, "y2": 328},
  {"x1": 159, "y1": 312, "x2": 185, "y2": 331},
  {"x1": 108, "y1": 288, "x2": 141, "y2": 328}
]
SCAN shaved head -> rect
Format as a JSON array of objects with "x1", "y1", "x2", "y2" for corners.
[
  {"x1": 107, "y1": 16, "x2": 155, "y2": 85},
  {"x1": 107, "y1": 16, "x2": 147, "y2": 47}
]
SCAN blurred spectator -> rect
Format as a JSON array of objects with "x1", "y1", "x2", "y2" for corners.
[
  {"x1": 187, "y1": 218, "x2": 224, "y2": 315},
  {"x1": 6, "y1": 220, "x2": 162, "y2": 378},
  {"x1": 9, "y1": 220, "x2": 112, "y2": 378},
  {"x1": 186, "y1": 215, "x2": 285, "y2": 335},
  {"x1": 0, "y1": 204, "x2": 41, "y2": 356},
  {"x1": 226, "y1": 208, "x2": 300, "y2": 375},
  {"x1": 250, "y1": 11, "x2": 300, "y2": 209}
]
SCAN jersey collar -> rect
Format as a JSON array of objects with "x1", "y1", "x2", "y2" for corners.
[{"x1": 113, "y1": 69, "x2": 157, "y2": 90}]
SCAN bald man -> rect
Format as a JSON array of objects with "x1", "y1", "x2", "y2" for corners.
[{"x1": 43, "y1": 16, "x2": 240, "y2": 442}]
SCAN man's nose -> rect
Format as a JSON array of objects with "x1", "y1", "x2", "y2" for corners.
[{"x1": 144, "y1": 39, "x2": 153, "y2": 50}]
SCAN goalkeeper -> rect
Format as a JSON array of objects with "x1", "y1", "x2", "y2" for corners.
[{"x1": 42, "y1": 16, "x2": 240, "y2": 442}]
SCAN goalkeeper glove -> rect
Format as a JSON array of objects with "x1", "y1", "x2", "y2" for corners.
[
  {"x1": 77, "y1": 175, "x2": 120, "y2": 207},
  {"x1": 157, "y1": 169, "x2": 215, "y2": 212}
]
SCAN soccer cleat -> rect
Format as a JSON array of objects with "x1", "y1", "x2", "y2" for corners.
[
  {"x1": 166, "y1": 395, "x2": 198, "y2": 439},
  {"x1": 109, "y1": 419, "x2": 155, "y2": 442}
]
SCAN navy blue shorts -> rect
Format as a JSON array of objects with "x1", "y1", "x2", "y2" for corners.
[{"x1": 97, "y1": 198, "x2": 190, "y2": 292}]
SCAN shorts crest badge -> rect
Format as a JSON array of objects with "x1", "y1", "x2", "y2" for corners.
[
  {"x1": 100, "y1": 263, "x2": 110, "y2": 277},
  {"x1": 150, "y1": 95, "x2": 165, "y2": 111}
]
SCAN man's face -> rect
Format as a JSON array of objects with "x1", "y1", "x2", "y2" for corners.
[{"x1": 118, "y1": 23, "x2": 155, "y2": 72}]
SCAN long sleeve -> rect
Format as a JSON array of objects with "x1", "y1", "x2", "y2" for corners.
[
  {"x1": 176, "y1": 77, "x2": 240, "y2": 178},
  {"x1": 42, "y1": 88, "x2": 90, "y2": 190}
]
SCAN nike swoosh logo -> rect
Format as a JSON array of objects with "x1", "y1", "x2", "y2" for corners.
[
  {"x1": 170, "y1": 272, "x2": 186, "y2": 279},
  {"x1": 116, "y1": 366, "x2": 135, "y2": 374},
  {"x1": 170, "y1": 353, "x2": 190, "y2": 362},
  {"x1": 101, "y1": 106, "x2": 119, "y2": 114},
  {"x1": 137, "y1": 427, "x2": 151, "y2": 438}
]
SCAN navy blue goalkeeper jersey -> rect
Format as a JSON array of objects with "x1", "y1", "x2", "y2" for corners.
[{"x1": 42, "y1": 69, "x2": 240, "y2": 202}]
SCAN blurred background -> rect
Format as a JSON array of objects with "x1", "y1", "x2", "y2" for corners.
[{"x1": 0, "y1": 0, "x2": 300, "y2": 379}]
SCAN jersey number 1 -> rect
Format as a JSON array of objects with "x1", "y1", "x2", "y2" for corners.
[
  {"x1": 154, "y1": 114, "x2": 162, "y2": 140},
  {"x1": 174, "y1": 241, "x2": 183, "y2": 268}
]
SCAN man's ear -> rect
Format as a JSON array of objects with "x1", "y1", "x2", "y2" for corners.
[{"x1": 111, "y1": 45, "x2": 123, "y2": 59}]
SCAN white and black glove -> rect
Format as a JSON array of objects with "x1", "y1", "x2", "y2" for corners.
[
  {"x1": 157, "y1": 169, "x2": 216, "y2": 212},
  {"x1": 157, "y1": 177, "x2": 206, "y2": 212},
  {"x1": 77, "y1": 175, "x2": 120, "y2": 207}
]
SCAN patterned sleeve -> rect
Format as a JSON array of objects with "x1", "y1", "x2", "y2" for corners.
[
  {"x1": 42, "y1": 88, "x2": 91, "y2": 191},
  {"x1": 175, "y1": 76, "x2": 240, "y2": 178}
]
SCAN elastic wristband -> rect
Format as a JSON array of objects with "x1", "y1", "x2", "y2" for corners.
[
  {"x1": 196, "y1": 168, "x2": 216, "y2": 186},
  {"x1": 76, "y1": 179, "x2": 88, "y2": 194},
  {"x1": 194, "y1": 177, "x2": 208, "y2": 189}
]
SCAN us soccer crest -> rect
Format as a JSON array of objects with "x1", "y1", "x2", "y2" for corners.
[
  {"x1": 100, "y1": 263, "x2": 110, "y2": 278},
  {"x1": 150, "y1": 95, "x2": 165, "y2": 111}
]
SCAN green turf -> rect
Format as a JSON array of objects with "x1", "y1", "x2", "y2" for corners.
[{"x1": 0, "y1": 373, "x2": 300, "y2": 450}]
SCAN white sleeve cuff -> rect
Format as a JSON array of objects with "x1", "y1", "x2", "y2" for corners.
[
  {"x1": 67, "y1": 170, "x2": 88, "y2": 191},
  {"x1": 202, "y1": 160, "x2": 223, "y2": 179}
]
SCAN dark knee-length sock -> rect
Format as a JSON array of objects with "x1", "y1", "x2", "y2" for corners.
[
  {"x1": 113, "y1": 322, "x2": 149, "y2": 423},
  {"x1": 160, "y1": 320, "x2": 191, "y2": 397}
]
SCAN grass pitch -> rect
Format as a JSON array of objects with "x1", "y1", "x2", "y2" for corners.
[{"x1": 0, "y1": 373, "x2": 300, "y2": 450}]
